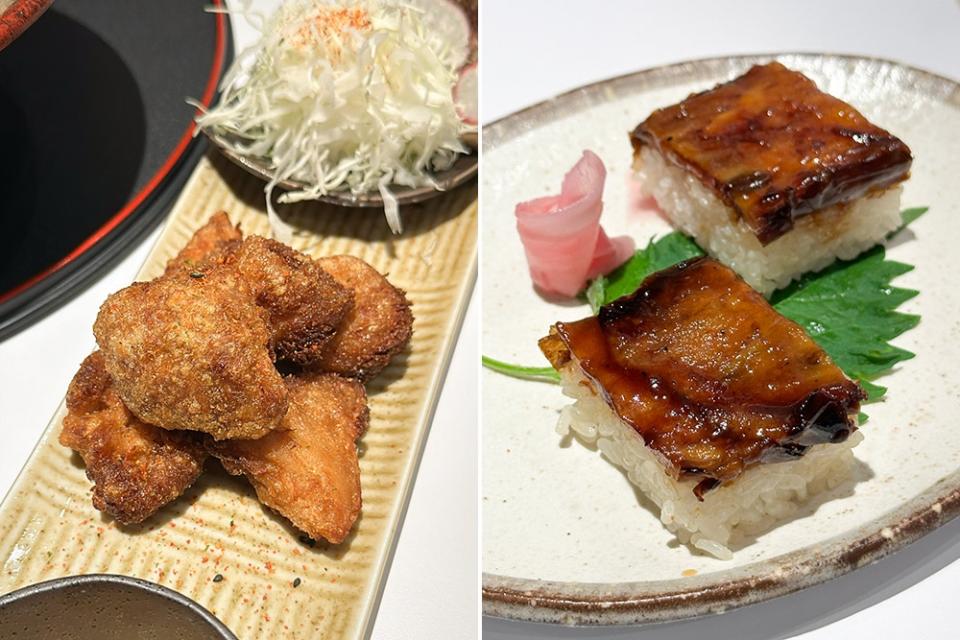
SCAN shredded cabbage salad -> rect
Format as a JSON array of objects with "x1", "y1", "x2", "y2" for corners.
[{"x1": 194, "y1": 0, "x2": 471, "y2": 236}]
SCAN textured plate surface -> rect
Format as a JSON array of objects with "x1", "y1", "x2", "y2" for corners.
[
  {"x1": 482, "y1": 54, "x2": 960, "y2": 624},
  {"x1": 0, "y1": 151, "x2": 476, "y2": 639}
]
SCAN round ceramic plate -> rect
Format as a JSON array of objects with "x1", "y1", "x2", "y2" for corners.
[{"x1": 481, "y1": 53, "x2": 960, "y2": 624}]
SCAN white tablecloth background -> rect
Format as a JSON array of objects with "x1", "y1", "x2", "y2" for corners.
[
  {"x1": 0, "y1": 1, "x2": 478, "y2": 636},
  {"x1": 482, "y1": 0, "x2": 960, "y2": 638}
]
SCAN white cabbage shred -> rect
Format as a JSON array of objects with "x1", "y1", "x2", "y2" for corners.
[{"x1": 195, "y1": 0, "x2": 469, "y2": 234}]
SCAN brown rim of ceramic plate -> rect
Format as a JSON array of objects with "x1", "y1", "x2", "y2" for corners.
[
  {"x1": 204, "y1": 129, "x2": 478, "y2": 208},
  {"x1": 482, "y1": 52, "x2": 960, "y2": 626},
  {"x1": 0, "y1": 573, "x2": 238, "y2": 638},
  {"x1": 0, "y1": 0, "x2": 52, "y2": 51}
]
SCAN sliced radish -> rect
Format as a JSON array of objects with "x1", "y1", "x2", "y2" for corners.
[
  {"x1": 407, "y1": 0, "x2": 472, "y2": 69},
  {"x1": 455, "y1": 62, "x2": 477, "y2": 125},
  {"x1": 515, "y1": 151, "x2": 635, "y2": 297}
]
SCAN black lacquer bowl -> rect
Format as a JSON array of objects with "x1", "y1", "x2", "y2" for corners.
[{"x1": 0, "y1": 0, "x2": 229, "y2": 339}]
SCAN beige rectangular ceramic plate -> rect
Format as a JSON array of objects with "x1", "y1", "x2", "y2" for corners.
[{"x1": 0, "y1": 153, "x2": 477, "y2": 639}]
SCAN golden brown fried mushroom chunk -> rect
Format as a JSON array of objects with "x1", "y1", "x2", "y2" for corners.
[
  {"x1": 209, "y1": 373, "x2": 368, "y2": 544},
  {"x1": 60, "y1": 352, "x2": 208, "y2": 524},
  {"x1": 311, "y1": 255, "x2": 413, "y2": 381},
  {"x1": 225, "y1": 237, "x2": 354, "y2": 365},
  {"x1": 163, "y1": 211, "x2": 242, "y2": 276},
  {"x1": 93, "y1": 268, "x2": 288, "y2": 440}
]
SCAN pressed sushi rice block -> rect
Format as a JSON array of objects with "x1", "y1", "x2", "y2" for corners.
[
  {"x1": 635, "y1": 147, "x2": 904, "y2": 297},
  {"x1": 631, "y1": 62, "x2": 912, "y2": 296},
  {"x1": 540, "y1": 257, "x2": 866, "y2": 559},
  {"x1": 552, "y1": 365, "x2": 863, "y2": 560}
]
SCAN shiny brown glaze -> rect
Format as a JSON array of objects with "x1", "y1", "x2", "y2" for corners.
[
  {"x1": 631, "y1": 62, "x2": 912, "y2": 244},
  {"x1": 540, "y1": 257, "x2": 864, "y2": 495}
]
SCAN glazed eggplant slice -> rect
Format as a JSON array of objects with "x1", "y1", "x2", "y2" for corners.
[
  {"x1": 630, "y1": 62, "x2": 912, "y2": 244},
  {"x1": 540, "y1": 257, "x2": 865, "y2": 490}
]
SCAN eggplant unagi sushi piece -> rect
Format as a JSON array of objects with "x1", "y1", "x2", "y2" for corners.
[
  {"x1": 539, "y1": 257, "x2": 866, "y2": 558},
  {"x1": 631, "y1": 62, "x2": 912, "y2": 296}
]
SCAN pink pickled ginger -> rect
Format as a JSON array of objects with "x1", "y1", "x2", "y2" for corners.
[{"x1": 515, "y1": 151, "x2": 634, "y2": 297}]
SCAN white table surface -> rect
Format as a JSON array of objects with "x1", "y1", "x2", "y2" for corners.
[
  {"x1": 0, "y1": 3, "x2": 479, "y2": 637},
  {"x1": 481, "y1": 0, "x2": 960, "y2": 638}
]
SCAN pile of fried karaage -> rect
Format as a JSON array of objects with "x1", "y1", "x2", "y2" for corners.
[{"x1": 60, "y1": 212, "x2": 412, "y2": 544}]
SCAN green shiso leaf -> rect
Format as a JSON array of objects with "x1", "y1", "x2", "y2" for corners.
[
  {"x1": 769, "y1": 244, "x2": 919, "y2": 402},
  {"x1": 898, "y1": 206, "x2": 928, "y2": 229},
  {"x1": 481, "y1": 356, "x2": 560, "y2": 383},
  {"x1": 587, "y1": 233, "x2": 704, "y2": 313},
  {"x1": 484, "y1": 208, "x2": 925, "y2": 405},
  {"x1": 583, "y1": 277, "x2": 606, "y2": 315}
]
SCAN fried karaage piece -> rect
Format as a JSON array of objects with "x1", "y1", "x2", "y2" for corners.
[
  {"x1": 93, "y1": 267, "x2": 288, "y2": 440},
  {"x1": 310, "y1": 255, "x2": 413, "y2": 381},
  {"x1": 209, "y1": 373, "x2": 368, "y2": 544},
  {"x1": 160, "y1": 213, "x2": 361, "y2": 367},
  {"x1": 60, "y1": 352, "x2": 208, "y2": 524},
  {"x1": 225, "y1": 236, "x2": 354, "y2": 365},
  {"x1": 163, "y1": 211, "x2": 242, "y2": 276}
]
